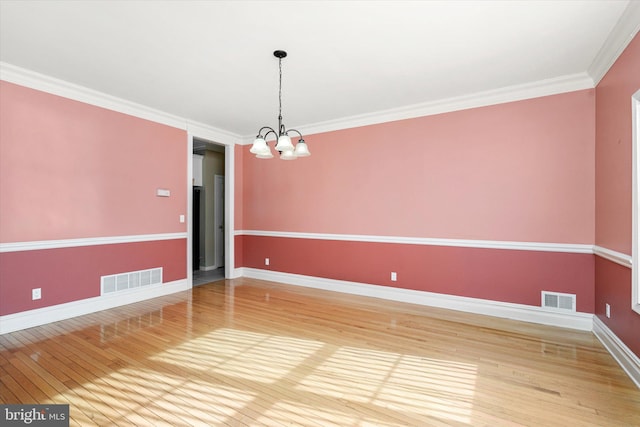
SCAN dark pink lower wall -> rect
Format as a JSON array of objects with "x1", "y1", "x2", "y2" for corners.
[
  {"x1": 0, "y1": 239, "x2": 187, "y2": 316},
  {"x1": 237, "y1": 235, "x2": 595, "y2": 312},
  {"x1": 595, "y1": 256, "x2": 639, "y2": 357},
  {"x1": 234, "y1": 234, "x2": 244, "y2": 269}
]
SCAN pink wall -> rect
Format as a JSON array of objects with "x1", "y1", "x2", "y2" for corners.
[
  {"x1": 234, "y1": 144, "x2": 244, "y2": 231},
  {"x1": 0, "y1": 239, "x2": 187, "y2": 316},
  {"x1": 594, "y1": 33, "x2": 640, "y2": 358},
  {"x1": 595, "y1": 257, "x2": 639, "y2": 356},
  {"x1": 238, "y1": 89, "x2": 597, "y2": 313},
  {"x1": 239, "y1": 235, "x2": 595, "y2": 312},
  {"x1": 242, "y1": 90, "x2": 595, "y2": 244},
  {"x1": 0, "y1": 81, "x2": 187, "y2": 243},
  {"x1": 595, "y1": 34, "x2": 639, "y2": 255},
  {"x1": 0, "y1": 82, "x2": 188, "y2": 317}
]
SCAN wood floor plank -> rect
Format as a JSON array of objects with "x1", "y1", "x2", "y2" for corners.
[{"x1": 1, "y1": 278, "x2": 639, "y2": 426}]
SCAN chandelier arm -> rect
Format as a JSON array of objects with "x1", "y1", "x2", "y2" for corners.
[
  {"x1": 261, "y1": 128, "x2": 278, "y2": 142},
  {"x1": 285, "y1": 128, "x2": 304, "y2": 138},
  {"x1": 257, "y1": 126, "x2": 277, "y2": 138}
]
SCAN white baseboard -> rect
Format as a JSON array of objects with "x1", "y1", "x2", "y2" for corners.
[
  {"x1": 240, "y1": 268, "x2": 594, "y2": 331},
  {"x1": 0, "y1": 279, "x2": 190, "y2": 334},
  {"x1": 198, "y1": 264, "x2": 220, "y2": 271},
  {"x1": 3, "y1": 268, "x2": 638, "y2": 389},
  {"x1": 593, "y1": 316, "x2": 640, "y2": 388}
]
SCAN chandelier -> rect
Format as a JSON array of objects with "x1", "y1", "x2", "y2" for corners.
[{"x1": 250, "y1": 50, "x2": 310, "y2": 160}]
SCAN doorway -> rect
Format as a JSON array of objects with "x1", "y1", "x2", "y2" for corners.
[{"x1": 192, "y1": 139, "x2": 226, "y2": 286}]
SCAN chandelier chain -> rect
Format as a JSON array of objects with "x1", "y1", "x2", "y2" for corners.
[{"x1": 278, "y1": 57, "x2": 283, "y2": 124}]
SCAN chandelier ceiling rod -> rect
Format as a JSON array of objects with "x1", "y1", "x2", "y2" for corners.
[{"x1": 250, "y1": 50, "x2": 310, "y2": 160}]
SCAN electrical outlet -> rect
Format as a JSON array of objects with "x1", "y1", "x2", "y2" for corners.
[
  {"x1": 606, "y1": 303, "x2": 611, "y2": 318},
  {"x1": 32, "y1": 288, "x2": 41, "y2": 300},
  {"x1": 265, "y1": 258, "x2": 270, "y2": 266},
  {"x1": 391, "y1": 272, "x2": 397, "y2": 281}
]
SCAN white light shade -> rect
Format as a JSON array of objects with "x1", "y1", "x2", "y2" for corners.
[
  {"x1": 280, "y1": 149, "x2": 297, "y2": 160},
  {"x1": 250, "y1": 137, "x2": 269, "y2": 155},
  {"x1": 275, "y1": 134, "x2": 294, "y2": 152},
  {"x1": 256, "y1": 147, "x2": 274, "y2": 159},
  {"x1": 294, "y1": 140, "x2": 310, "y2": 157}
]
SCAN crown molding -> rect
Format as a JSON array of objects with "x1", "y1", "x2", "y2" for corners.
[
  {"x1": 186, "y1": 121, "x2": 242, "y2": 146},
  {"x1": 237, "y1": 72, "x2": 594, "y2": 144},
  {"x1": 588, "y1": 1, "x2": 640, "y2": 86},
  {"x1": 242, "y1": 1, "x2": 640, "y2": 144},
  {"x1": 0, "y1": 62, "x2": 241, "y2": 144},
  {"x1": 0, "y1": 62, "x2": 189, "y2": 129}
]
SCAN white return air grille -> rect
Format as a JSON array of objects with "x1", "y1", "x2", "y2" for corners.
[
  {"x1": 101, "y1": 267, "x2": 163, "y2": 295},
  {"x1": 541, "y1": 291, "x2": 576, "y2": 312}
]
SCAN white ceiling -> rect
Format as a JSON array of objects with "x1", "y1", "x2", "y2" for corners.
[{"x1": 0, "y1": 1, "x2": 638, "y2": 140}]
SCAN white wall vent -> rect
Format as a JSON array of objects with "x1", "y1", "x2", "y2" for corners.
[
  {"x1": 101, "y1": 267, "x2": 163, "y2": 296},
  {"x1": 541, "y1": 291, "x2": 576, "y2": 311}
]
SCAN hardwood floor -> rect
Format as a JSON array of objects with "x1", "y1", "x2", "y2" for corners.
[{"x1": 1, "y1": 277, "x2": 639, "y2": 426}]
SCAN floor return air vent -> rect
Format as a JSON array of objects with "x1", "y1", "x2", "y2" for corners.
[
  {"x1": 101, "y1": 267, "x2": 163, "y2": 295},
  {"x1": 541, "y1": 291, "x2": 576, "y2": 311}
]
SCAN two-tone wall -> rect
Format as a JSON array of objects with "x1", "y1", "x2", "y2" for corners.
[
  {"x1": 0, "y1": 81, "x2": 188, "y2": 323},
  {"x1": 237, "y1": 88, "x2": 596, "y2": 313},
  {"x1": 1, "y1": 33, "x2": 638, "y2": 378},
  {"x1": 594, "y1": 33, "x2": 640, "y2": 357},
  {"x1": 236, "y1": 33, "x2": 640, "y2": 366}
]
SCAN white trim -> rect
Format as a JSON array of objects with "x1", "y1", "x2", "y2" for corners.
[
  {"x1": 588, "y1": 1, "x2": 640, "y2": 86},
  {"x1": 225, "y1": 144, "x2": 235, "y2": 278},
  {"x1": 0, "y1": 279, "x2": 189, "y2": 335},
  {"x1": 232, "y1": 267, "x2": 244, "y2": 279},
  {"x1": 186, "y1": 134, "x2": 194, "y2": 288},
  {"x1": 594, "y1": 245, "x2": 633, "y2": 268},
  {"x1": 240, "y1": 73, "x2": 594, "y2": 144},
  {"x1": 0, "y1": 232, "x2": 188, "y2": 253},
  {"x1": 0, "y1": 62, "x2": 244, "y2": 144},
  {"x1": 241, "y1": 268, "x2": 594, "y2": 331},
  {"x1": 186, "y1": 126, "x2": 236, "y2": 282},
  {"x1": 0, "y1": 62, "x2": 186, "y2": 130},
  {"x1": 235, "y1": 230, "x2": 594, "y2": 254},
  {"x1": 186, "y1": 121, "x2": 241, "y2": 147},
  {"x1": 593, "y1": 316, "x2": 640, "y2": 389},
  {"x1": 633, "y1": 90, "x2": 640, "y2": 314}
]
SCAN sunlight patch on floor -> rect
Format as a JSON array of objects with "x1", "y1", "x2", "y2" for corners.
[
  {"x1": 149, "y1": 328, "x2": 324, "y2": 383},
  {"x1": 58, "y1": 365, "x2": 258, "y2": 425},
  {"x1": 257, "y1": 399, "x2": 403, "y2": 427},
  {"x1": 55, "y1": 327, "x2": 478, "y2": 425},
  {"x1": 295, "y1": 346, "x2": 477, "y2": 424}
]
